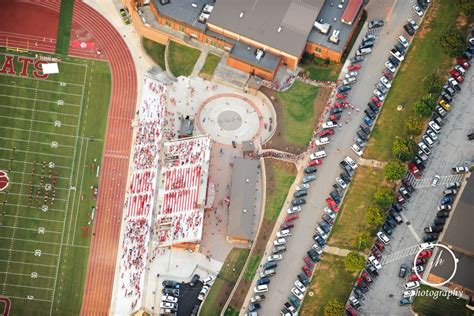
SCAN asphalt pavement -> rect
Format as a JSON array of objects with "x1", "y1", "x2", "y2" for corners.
[
  {"x1": 240, "y1": 0, "x2": 422, "y2": 314},
  {"x1": 359, "y1": 50, "x2": 474, "y2": 316}
]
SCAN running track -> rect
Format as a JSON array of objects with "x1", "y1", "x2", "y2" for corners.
[{"x1": 1, "y1": 0, "x2": 137, "y2": 314}]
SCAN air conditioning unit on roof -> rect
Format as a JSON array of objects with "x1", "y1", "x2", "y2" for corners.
[
  {"x1": 314, "y1": 21, "x2": 331, "y2": 34},
  {"x1": 329, "y1": 30, "x2": 340, "y2": 44}
]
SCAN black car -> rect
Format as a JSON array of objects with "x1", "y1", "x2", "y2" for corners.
[
  {"x1": 330, "y1": 191, "x2": 341, "y2": 203},
  {"x1": 367, "y1": 102, "x2": 379, "y2": 113},
  {"x1": 257, "y1": 277, "x2": 271, "y2": 285},
  {"x1": 368, "y1": 19, "x2": 385, "y2": 29},
  {"x1": 322, "y1": 214, "x2": 334, "y2": 225},
  {"x1": 382, "y1": 223, "x2": 393, "y2": 235},
  {"x1": 307, "y1": 249, "x2": 320, "y2": 262},
  {"x1": 340, "y1": 173, "x2": 351, "y2": 184},
  {"x1": 440, "y1": 92, "x2": 453, "y2": 103},
  {"x1": 313, "y1": 234, "x2": 326, "y2": 247},
  {"x1": 468, "y1": 132, "x2": 474, "y2": 141},
  {"x1": 365, "y1": 264, "x2": 379, "y2": 277},
  {"x1": 294, "y1": 189, "x2": 307, "y2": 198},
  {"x1": 249, "y1": 303, "x2": 261, "y2": 312},
  {"x1": 437, "y1": 211, "x2": 449, "y2": 218},
  {"x1": 304, "y1": 166, "x2": 317, "y2": 174},
  {"x1": 319, "y1": 221, "x2": 331, "y2": 233},
  {"x1": 162, "y1": 280, "x2": 180, "y2": 288},
  {"x1": 423, "y1": 234, "x2": 438, "y2": 242},
  {"x1": 390, "y1": 202, "x2": 403, "y2": 213},
  {"x1": 399, "y1": 264, "x2": 409, "y2": 277},
  {"x1": 401, "y1": 179, "x2": 415, "y2": 193},
  {"x1": 434, "y1": 218, "x2": 446, "y2": 226},
  {"x1": 292, "y1": 198, "x2": 306, "y2": 206},
  {"x1": 364, "y1": 108, "x2": 376, "y2": 120},
  {"x1": 359, "y1": 124, "x2": 371, "y2": 135},
  {"x1": 351, "y1": 55, "x2": 365, "y2": 64},
  {"x1": 298, "y1": 272, "x2": 310, "y2": 285},
  {"x1": 388, "y1": 55, "x2": 400, "y2": 66},
  {"x1": 404, "y1": 23, "x2": 415, "y2": 36},
  {"x1": 357, "y1": 131, "x2": 369, "y2": 142},
  {"x1": 338, "y1": 85, "x2": 352, "y2": 93},
  {"x1": 353, "y1": 287, "x2": 364, "y2": 299},
  {"x1": 330, "y1": 107, "x2": 343, "y2": 115},
  {"x1": 413, "y1": 158, "x2": 426, "y2": 171},
  {"x1": 190, "y1": 274, "x2": 200, "y2": 287},
  {"x1": 263, "y1": 261, "x2": 277, "y2": 270},
  {"x1": 385, "y1": 218, "x2": 397, "y2": 229},
  {"x1": 394, "y1": 43, "x2": 406, "y2": 55},
  {"x1": 162, "y1": 287, "x2": 180, "y2": 296}
]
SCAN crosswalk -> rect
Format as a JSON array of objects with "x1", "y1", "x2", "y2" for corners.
[
  {"x1": 412, "y1": 174, "x2": 464, "y2": 188},
  {"x1": 365, "y1": 27, "x2": 384, "y2": 38},
  {"x1": 380, "y1": 245, "x2": 419, "y2": 265}
]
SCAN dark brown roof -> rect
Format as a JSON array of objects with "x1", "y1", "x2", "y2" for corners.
[{"x1": 207, "y1": 0, "x2": 324, "y2": 57}]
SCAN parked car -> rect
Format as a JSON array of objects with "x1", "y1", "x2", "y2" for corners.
[
  {"x1": 398, "y1": 35, "x2": 409, "y2": 48},
  {"x1": 292, "y1": 198, "x2": 306, "y2": 206},
  {"x1": 377, "y1": 231, "x2": 390, "y2": 244},
  {"x1": 303, "y1": 174, "x2": 316, "y2": 183},
  {"x1": 276, "y1": 229, "x2": 291, "y2": 238},
  {"x1": 412, "y1": 4, "x2": 424, "y2": 16},
  {"x1": 452, "y1": 166, "x2": 469, "y2": 174},
  {"x1": 190, "y1": 274, "x2": 200, "y2": 287},
  {"x1": 399, "y1": 264, "x2": 409, "y2": 277},
  {"x1": 407, "y1": 18, "x2": 419, "y2": 30},
  {"x1": 385, "y1": 61, "x2": 396, "y2": 73},
  {"x1": 368, "y1": 19, "x2": 385, "y2": 29},
  {"x1": 348, "y1": 64, "x2": 362, "y2": 71},
  {"x1": 404, "y1": 23, "x2": 415, "y2": 36},
  {"x1": 294, "y1": 189, "x2": 307, "y2": 198},
  {"x1": 423, "y1": 234, "x2": 438, "y2": 242},
  {"x1": 304, "y1": 166, "x2": 317, "y2": 174},
  {"x1": 373, "y1": 89, "x2": 385, "y2": 101}
]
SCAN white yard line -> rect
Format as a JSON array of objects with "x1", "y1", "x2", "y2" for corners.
[
  {"x1": 0, "y1": 136, "x2": 75, "y2": 149},
  {"x1": 0, "y1": 125, "x2": 78, "y2": 139},
  {"x1": 0, "y1": 94, "x2": 81, "y2": 107},
  {"x1": 9, "y1": 170, "x2": 71, "y2": 180},
  {"x1": 10, "y1": 181, "x2": 71, "y2": 191},
  {"x1": 0, "y1": 249, "x2": 59, "y2": 257},
  {"x1": 5, "y1": 284, "x2": 54, "y2": 291},
  {"x1": 0, "y1": 237, "x2": 66, "y2": 246},
  {"x1": 0, "y1": 226, "x2": 62, "y2": 234},
  {"x1": 0, "y1": 72, "x2": 85, "y2": 88},
  {"x1": 0, "y1": 83, "x2": 83, "y2": 97},
  {"x1": 0, "y1": 115, "x2": 77, "y2": 128},
  {"x1": 0, "y1": 272, "x2": 55, "y2": 279},
  {"x1": 0, "y1": 104, "x2": 79, "y2": 117},
  {"x1": 69, "y1": 138, "x2": 88, "y2": 244},
  {"x1": 4, "y1": 160, "x2": 72, "y2": 170},
  {"x1": 3, "y1": 192, "x2": 68, "y2": 202},
  {"x1": 3, "y1": 203, "x2": 67, "y2": 213},
  {"x1": 0, "y1": 260, "x2": 57, "y2": 268},
  {"x1": 3, "y1": 214, "x2": 63, "y2": 223},
  {"x1": 0, "y1": 147, "x2": 73, "y2": 159},
  {"x1": 6, "y1": 296, "x2": 52, "y2": 303}
]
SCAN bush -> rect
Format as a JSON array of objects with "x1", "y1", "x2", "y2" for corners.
[
  {"x1": 440, "y1": 29, "x2": 467, "y2": 57},
  {"x1": 324, "y1": 298, "x2": 345, "y2": 316},
  {"x1": 374, "y1": 186, "x2": 395, "y2": 210},
  {"x1": 365, "y1": 205, "x2": 384, "y2": 226},
  {"x1": 344, "y1": 252, "x2": 366, "y2": 273},
  {"x1": 405, "y1": 116, "x2": 424, "y2": 135},
  {"x1": 384, "y1": 159, "x2": 408, "y2": 181},
  {"x1": 392, "y1": 138, "x2": 415, "y2": 162},
  {"x1": 423, "y1": 72, "x2": 443, "y2": 95},
  {"x1": 356, "y1": 232, "x2": 373, "y2": 250},
  {"x1": 413, "y1": 96, "x2": 437, "y2": 118}
]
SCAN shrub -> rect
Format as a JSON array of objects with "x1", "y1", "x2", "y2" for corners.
[
  {"x1": 374, "y1": 186, "x2": 395, "y2": 210},
  {"x1": 365, "y1": 205, "x2": 384, "y2": 226},
  {"x1": 344, "y1": 252, "x2": 366, "y2": 273},
  {"x1": 440, "y1": 29, "x2": 467, "y2": 57},
  {"x1": 405, "y1": 116, "x2": 424, "y2": 135},
  {"x1": 392, "y1": 138, "x2": 414, "y2": 162},
  {"x1": 384, "y1": 159, "x2": 408, "y2": 181},
  {"x1": 324, "y1": 298, "x2": 345, "y2": 316}
]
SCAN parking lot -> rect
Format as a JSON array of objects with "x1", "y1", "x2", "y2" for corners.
[
  {"x1": 241, "y1": 0, "x2": 422, "y2": 314},
  {"x1": 358, "y1": 52, "x2": 474, "y2": 315}
]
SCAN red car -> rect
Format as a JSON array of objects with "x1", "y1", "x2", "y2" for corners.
[
  {"x1": 326, "y1": 197, "x2": 340, "y2": 212},
  {"x1": 308, "y1": 159, "x2": 323, "y2": 166},
  {"x1": 456, "y1": 57, "x2": 470, "y2": 69},
  {"x1": 407, "y1": 274, "x2": 420, "y2": 281},
  {"x1": 453, "y1": 75, "x2": 464, "y2": 83},
  {"x1": 374, "y1": 240, "x2": 385, "y2": 252},
  {"x1": 319, "y1": 129, "x2": 335, "y2": 137},
  {"x1": 361, "y1": 271, "x2": 373, "y2": 283},
  {"x1": 418, "y1": 250, "x2": 432, "y2": 259},
  {"x1": 329, "y1": 114, "x2": 341, "y2": 122},
  {"x1": 334, "y1": 100, "x2": 345, "y2": 108},
  {"x1": 397, "y1": 193, "x2": 406, "y2": 204},
  {"x1": 281, "y1": 222, "x2": 294, "y2": 230},
  {"x1": 302, "y1": 265, "x2": 312, "y2": 277},
  {"x1": 304, "y1": 256, "x2": 315, "y2": 269},
  {"x1": 449, "y1": 69, "x2": 461, "y2": 78},
  {"x1": 416, "y1": 258, "x2": 426, "y2": 266},
  {"x1": 382, "y1": 69, "x2": 394, "y2": 80},
  {"x1": 407, "y1": 162, "x2": 419, "y2": 175},
  {"x1": 371, "y1": 248, "x2": 382, "y2": 260},
  {"x1": 285, "y1": 214, "x2": 299, "y2": 222},
  {"x1": 348, "y1": 64, "x2": 362, "y2": 71},
  {"x1": 336, "y1": 92, "x2": 347, "y2": 99}
]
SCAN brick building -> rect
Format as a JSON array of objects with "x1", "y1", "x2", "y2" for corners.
[{"x1": 129, "y1": 0, "x2": 366, "y2": 80}]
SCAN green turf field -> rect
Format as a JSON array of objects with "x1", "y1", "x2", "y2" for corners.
[
  {"x1": 56, "y1": 0, "x2": 75, "y2": 55},
  {"x1": 0, "y1": 50, "x2": 111, "y2": 315}
]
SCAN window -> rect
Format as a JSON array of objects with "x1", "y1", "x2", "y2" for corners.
[
  {"x1": 315, "y1": 47, "x2": 322, "y2": 54},
  {"x1": 179, "y1": 26, "x2": 185, "y2": 32},
  {"x1": 165, "y1": 21, "x2": 172, "y2": 28}
]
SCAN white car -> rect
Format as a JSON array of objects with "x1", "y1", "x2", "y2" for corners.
[
  {"x1": 419, "y1": 242, "x2": 435, "y2": 250},
  {"x1": 412, "y1": 265, "x2": 424, "y2": 273},
  {"x1": 162, "y1": 295, "x2": 178, "y2": 303},
  {"x1": 426, "y1": 128, "x2": 438, "y2": 141},
  {"x1": 160, "y1": 302, "x2": 177, "y2": 309},
  {"x1": 267, "y1": 254, "x2": 283, "y2": 262},
  {"x1": 344, "y1": 156, "x2": 358, "y2": 169},
  {"x1": 273, "y1": 238, "x2": 286, "y2": 246},
  {"x1": 315, "y1": 137, "x2": 330, "y2": 146},
  {"x1": 312, "y1": 243, "x2": 323, "y2": 254},
  {"x1": 398, "y1": 35, "x2": 409, "y2": 48},
  {"x1": 373, "y1": 89, "x2": 385, "y2": 101},
  {"x1": 296, "y1": 183, "x2": 310, "y2": 191},
  {"x1": 385, "y1": 61, "x2": 396, "y2": 73},
  {"x1": 431, "y1": 175, "x2": 440, "y2": 187},
  {"x1": 390, "y1": 49, "x2": 405, "y2": 62},
  {"x1": 287, "y1": 206, "x2": 302, "y2": 214},
  {"x1": 413, "y1": 4, "x2": 423, "y2": 16},
  {"x1": 380, "y1": 76, "x2": 392, "y2": 88},
  {"x1": 197, "y1": 285, "x2": 209, "y2": 300},
  {"x1": 428, "y1": 121, "x2": 441, "y2": 133},
  {"x1": 345, "y1": 71, "x2": 358, "y2": 79},
  {"x1": 276, "y1": 229, "x2": 291, "y2": 238},
  {"x1": 291, "y1": 287, "x2": 304, "y2": 300},
  {"x1": 323, "y1": 207, "x2": 336, "y2": 219},
  {"x1": 336, "y1": 177, "x2": 347, "y2": 189},
  {"x1": 351, "y1": 144, "x2": 363, "y2": 156},
  {"x1": 407, "y1": 18, "x2": 419, "y2": 30},
  {"x1": 203, "y1": 275, "x2": 216, "y2": 285},
  {"x1": 405, "y1": 281, "x2": 420, "y2": 290},
  {"x1": 418, "y1": 142, "x2": 431, "y2": 155},
  {"x1": 254, "y1": 285, "x2": 269, "y2": 293},
  {"x1": 322, "y1": 121, "x2": 337, "y2": 129},
  {"x1": 368, "y1": 255, "x2": 382, "y2": 270},
  {"x1": 377, "y1": 231, "x2": 390, "y2": 244},
  {"x1": 403, "y1": 290, "x2": 417, "y2": 298},
  {"x1": 295, "y1": 280, "x2": 306, "y2": 293},
  {"x1": 316, "y1": 226, "x2": 328, "y2": 240}
]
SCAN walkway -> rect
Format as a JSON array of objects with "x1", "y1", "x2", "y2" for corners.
[
  {"x1": 358, "y1": 158, "x2": 386, "y2": 169},
  {"x1": 191, "y1": 49, "x2": 208, "y2": 77}
]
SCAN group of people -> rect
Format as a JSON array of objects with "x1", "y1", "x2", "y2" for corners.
[
  {"x1": 156, "y1": 209, "x2": 204, "y2": 244},
  {"x1": 28, "y1": 161, "x2": 57, "y2": 208},
  {"x1": 163, "y1": 137, "x2": 210, "y2": 169}
]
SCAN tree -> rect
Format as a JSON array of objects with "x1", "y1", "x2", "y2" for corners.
[
  {"x1": 365, "y1": 205, "x2": 384, "y2": 226},
  {"x1": 384, "y1": 159, "x2": 408, "y2": 181},
  {"x1": 405, "y1": 116, "x2": 423, "y2": 135},
  {"x1": 440, "y1": 29, "x2": 467, "y2": 57},
  {"x1": 413, "y1": 101, "x2": 432, "y2": 117},
  {"x1": 421, "y1": 95, "x2": 437, "y2": 111},
  {"x1": 423, "y1": 72, "x2": 443, "y2": 95},
  {"x1": 392, "y1": 138, "x2": 414, "y2": 162},
  {"x1": 357, "y1": 232, "x2": 373, "y2": 250},
  {"x1": 344, "y1": 252, "x2": 366, "y2": 273},
  {"x1": 374, "y1": 186, "x2": 395, "y2": 210},
  {"x1": 324, "y1": 298, "x2": 345, "y2": 316}
]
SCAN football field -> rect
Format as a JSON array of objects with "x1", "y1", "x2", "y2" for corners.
[{"x1": 0, "y1": 50, "x2": 111, "y2": 315}]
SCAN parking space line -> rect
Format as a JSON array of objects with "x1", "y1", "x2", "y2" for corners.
[
  {"x1": 381, "y1": 245, "x2": 419, "y2": 265},
  {"x1": 412, "y1": 174, "x2": 464, "y2": 188}
]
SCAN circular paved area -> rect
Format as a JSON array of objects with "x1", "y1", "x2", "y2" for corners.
[{"x1": 196, "y1": 93, "x2": 263, "y2": 145}]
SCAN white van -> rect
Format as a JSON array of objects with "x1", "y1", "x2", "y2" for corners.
[
  {"x1": 315, "y1": 137, "x2": 330, "y2": 146},
  {"x1": 310, "y1": 150, "x2": 327, "y2": 160},
  {"x1": 344, "y1": 156, "x2": 358, "y2": 170},
  {"x1": 254, "y1": 284, "x2": 269, "y2": 293},
  {"x1": 342, "y1": 77, "x2": 357, "y2": 85}
]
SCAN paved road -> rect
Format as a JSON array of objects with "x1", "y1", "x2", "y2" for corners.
[
  {"x1": 241, "y1": 0, "x2": 420, "y2": 314},
  {"x1": 359, "y1": 51, "x2": 474, "y2": 316}
]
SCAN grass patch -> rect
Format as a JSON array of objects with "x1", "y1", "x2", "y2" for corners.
[
  {"x1": 275, "y1": 81, "x2": 318, "y2": 147},
  {"x1": 0, "y1": 50, "x2": 111, "y2": 315},
  {"x1": 300, "y1": 254, "x2": 356, "y2": 316},
  {"x1": 301, "y1": 61, "x2": 341, "y2": 82},
  {"x1": 200, "y1": 53, "x2": 220, "y2": 77},
  {"x1": 364, "y1": 0, "x2": 464, "y2": 161},
  {"x1": 168, "y1": 41, "x2": 200, "y2": 77},
  {"x1": 413, "y1": 285, "x2": 470, "y2": 316},
  {"x1": 264, "y1": 160, "x2": 296, "y2": 221},
  {"x1": 243, "y1": 255, "x2": 261, "y2": 281},
  {"x1": 200, "y1": 248, "x2": 249, "y2": 316},
  {"x1": 142, "y1": 37, "x2": 166, "y2": 70},
  {"x1": 328, "y1": 166, "x2": 387, "y2": 250},
  {"x1": 55, "y1": 0, "x2": 75, "y2": 55},
  {"x1": 224, "y1": 306, "x2": 239, "y2": 316}
]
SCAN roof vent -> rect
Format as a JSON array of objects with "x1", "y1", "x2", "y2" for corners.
[
  {"x1": 240, "y1": 12, "x2": 244, "y2": 18},
  {"x1": 255, "y1": 49, "x2": 264, "y2": 61},
  {"x1": 243, "y1": 209, "x2": 247, "y2": 213},
  {"x1": 191, "y1": 3, "x2": 197, "y2": 8},
  {"x1": 277, "y1": 26, "x2": 282, "y2": 33}
]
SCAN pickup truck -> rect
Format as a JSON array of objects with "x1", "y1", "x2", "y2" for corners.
[{"x1": 452, "y1": 166, "x2": 469, "y2": 174}]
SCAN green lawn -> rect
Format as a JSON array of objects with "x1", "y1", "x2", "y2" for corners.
[
  {"x1": 413, "y1": 285, "x2": 471, "y2": 316},
  {"x1": 0, "y1": 50, "x2": 111, "y2": 315},
  {"x1": 200, "y1": 248, "x2": 249, "y2": 316},
  {"x1": 55, "y1": 0, "x2": 75, "y2": 55},
  {"x1": 301, "y1": 61, "x2": 341, "y2": 82},
  {"x1": 300, "y1": 254, "x2": 356, "y2": 316},
  {"x1": 142, "y1": 37, "x2": 166, "y2": 70},
  {"x1": 328, "y1": 166, "x2": 387, "y2": 251},
  {"x1": 275, "y1": 81, "x2": 318, "y2": 147},
  {"x1": 224, "y1": 306, "x2": 239, "y2": 316},
  {"x1": 200, "y1": 53, "x2": 220, "y2": 77},
  {"x1": 264, "y1": 160, "x2": 296, "y2": 221},
  {"x1": 364, "y1": 0, "x2": 464, "y2": 161},
  {"x1": 167, "y1": 41, "x2": 201, "y2": 77},
  {"x1": 243, "y1": 255, "x2": 261, "y2": 281}
]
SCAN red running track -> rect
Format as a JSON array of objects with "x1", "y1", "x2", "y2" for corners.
[{"x1": 2, "y1": 1, "x2": 138, "y2": 314}]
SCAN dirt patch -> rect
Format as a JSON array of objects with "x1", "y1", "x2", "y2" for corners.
[
  {"x1": 456, "y1": 14, "x2": 468, "y2": 29},
  {"x1": 415, "y1": 2, "x2": 438, "y2": 40},
  {"x1": 261, "y1": 86, "x2": 330, "y2": 154}
]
